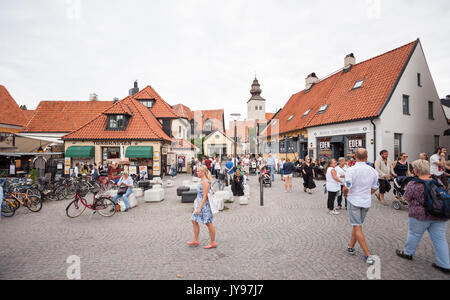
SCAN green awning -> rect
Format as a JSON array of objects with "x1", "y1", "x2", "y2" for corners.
[
  {"x1": 125, "y1": 146, "x2": 153, "y2": 158},
  {"x1": 66, "y1": 146, "x2": 95, "y2": 158}
]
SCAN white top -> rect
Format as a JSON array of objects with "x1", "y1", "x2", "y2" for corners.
[
  {"x1": 430, "y1": 154, "x2": 444, "y2": 176},
  {"x1": 335, "y1": 165, "x2": 347, "y2": 186},
  {"x1": 345, "y1": 162, "x2": 379, "y2": 208},
  {"x1": 118, "y1": 176, "x2": 133, "y2": 187},
  {"x1": 243, "y1": 158, "x2": 250, "y2": 166},
  {"x1": 214, "y1": 161, "x2": 221, "y2": 170},
  {"x1": 326, "y1": 167, "x2": 342, "y2": 192}
]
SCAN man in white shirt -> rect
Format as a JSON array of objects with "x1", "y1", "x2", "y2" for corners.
[
  {"x1": 243, "y1": 155, "x2": 250, "y2": 178},
  {"x1": 430, "y1": 147, "x2": 449, "y2": 189},
  {"x1": 343, "y1": 148, "x2": 379, "y2": 265}
]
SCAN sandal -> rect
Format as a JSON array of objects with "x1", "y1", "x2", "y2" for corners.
[
  {"x1": 187, "y1": 241, "x2": 200, "y2": 246},
  {"x1": 204, "y1": 243, "x2": 217, "y2": 249},
  {"x1": 396, "y1": 249, "x2": 413, "y2": 260}
]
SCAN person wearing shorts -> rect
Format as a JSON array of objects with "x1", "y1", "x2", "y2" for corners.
[
  {"x1": 283, "y1": 158, "x2": 295, "y2": 193},
  {"x1": 343, "y1": 148, "x2": 379, "y2": 265}
]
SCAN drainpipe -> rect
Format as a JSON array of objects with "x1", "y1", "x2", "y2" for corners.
[{"x1": 370, "y1": 119, "x2": 377, "y2": 163}]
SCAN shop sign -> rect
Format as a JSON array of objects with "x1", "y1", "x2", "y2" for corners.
[
  {"x1": 154, "y1": 152, "x2": 160, "y2": 161},
  {"x1": 319, "y1": 140, "x2": 331, "y2": 150},
  {"x1": 94, "y1": 141, "x2": 132, "y2": 146},
  {"x1": 161, "y1": 147, "x2": 168, "y2": 155},
  {"x1": 348, "y1": 139, "x2": 363, "y2": 149},
  {"x1": 153, "y1": 162, "x2": 160, "y2": 173},
  {"x1": 129, "y1": 166, "x2": 137, "y2": 174}
]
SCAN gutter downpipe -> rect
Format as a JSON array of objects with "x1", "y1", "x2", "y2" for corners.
[{"x1": 370, "y1": 118, "x2": 376, "y2": 163}]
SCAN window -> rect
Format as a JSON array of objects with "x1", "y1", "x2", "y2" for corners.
[
  {"x1": 303, "y1": 109, "x2": 311, "y2": 117},
  {"x1": 139, "y1": 99, "x2": 156, "y2": 108},
  {"x1": 259, "y1": 106, "x2": 263, "y2": 110},
  {"x1": 318, "y1": 105, "x2": 329, "y2": 114},
  {"x1": 178, "y1": 126, "x2": 182, "y2": 138},
  {"x1": 402, "y1": 95, "x2": 410, "y2": 115},
  {"x1": 394, "y1": 133, "x2": 402, "y2": 159},
  {"x1": 204, "y1": 119, "x2": 213, "y2": 132},
  {"x1": 352, "y1": 80, "x2": 364, "y2": 89},
  {"x1": 417, "y1": 73, "x2": 422, "y2": 87},
  {"x1": 434, "y1": 135, "x2": 440, "y2": 150},
  {"x1": 428, "y1": 101, "x2": 434, "y2": 120},
  {"x1": 107, "y1": 115, "x2": 127, "y2": 130},
  {"x1": 255, "y1": 106, "x2": 258, "y2": 111},
  {"x1": 287, "y1": 114, "x2": 295, "y2": 122}
]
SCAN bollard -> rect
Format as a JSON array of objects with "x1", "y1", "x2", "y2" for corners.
[{"x1": 260, "y1": 174, "x2": 264, "y2": 206}]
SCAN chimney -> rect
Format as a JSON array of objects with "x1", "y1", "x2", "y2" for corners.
[
  {"x1": 89, "y1": 93, "x2": 98, "y2": 101},
  {"x1": 305, "y1": 73, "x2": 319, "y2": 90},
  {"x1": 344, "y1": 53, "x2": 356, "y2": 70},
  {"x1": 129, "y1": 80, "x2": 139, "y2": 96}
]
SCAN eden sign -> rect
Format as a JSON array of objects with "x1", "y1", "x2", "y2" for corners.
[{"x1": 94, "y1": 141, "x2": 133, "y2": 146}]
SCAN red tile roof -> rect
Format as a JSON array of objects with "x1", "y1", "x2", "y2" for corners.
[
  {"x1": 265, "y1": 113, "x2": 275, "y2": 121},
  {"x1": 192, "y1": 109, "x2": 225, "y2": 132},
  {"x1": 173, "y1": 104, "x2": 194, "y2": 120},
  {"x1": 0, "y1": 86, "x2": 27, "y2": 127},
  {"x1": 263, "y1": 40, "x2": 418, "y2": 137},
  {"x1": 22, "y1": 100, "x2": 114, "y2": 133},
  {"x1": 132, "y1": 86, "x2": 179, "y2": 119},
  {"x1": 63, "y1": 97, "x2": 172, "y2": 141},
  {"x1": 22, "y1": 110, "x2": 35, "y2": 123}
]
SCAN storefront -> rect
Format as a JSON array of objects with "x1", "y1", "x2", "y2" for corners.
[
  {"x1": 308, "y1": 121, "x2": 374, "y2": 162},
  {"x1": 64, "y1": 141, "x2": 162, "y2": 177}
]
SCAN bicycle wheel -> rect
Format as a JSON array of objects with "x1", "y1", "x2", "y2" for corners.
[
  {"x1": 65, "y1": 184, "x2": 76, "y2": 199},
  {"x1": 95, "y1": 197, "x2": 116, "y2": 217},
  {"x1": 66, "y1": 199, "x2": 86, "y2": 218},
  {"x1": 1, "y1": 201, "x2": 15, "y2": 218},
  {"x1": 26, "y1": 195, "x2": 43, "y2": 212}
]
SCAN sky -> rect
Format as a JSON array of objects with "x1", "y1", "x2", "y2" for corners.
[{"x1": 1, "y1": 0, "x2": 450, "y2": 127}]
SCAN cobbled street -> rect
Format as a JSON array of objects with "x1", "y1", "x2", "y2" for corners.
[{"x1": 0, "y1": 174, "x2": 448, "y2": 280}]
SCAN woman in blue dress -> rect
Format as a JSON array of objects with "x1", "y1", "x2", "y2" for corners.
[{"x1": 187, "y1": 166, "x2": 217, "y2": 249}]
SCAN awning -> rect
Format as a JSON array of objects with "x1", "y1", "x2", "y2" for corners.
[
  {"x1": 125, "y1": 146, "x2": 153, "y2": 158},
  {"x1": 330, "y1": 136, "x2": 345, "y2": 143},
  {"x1": 65, "y1": 146, "x2": 95, "y2": 158}
]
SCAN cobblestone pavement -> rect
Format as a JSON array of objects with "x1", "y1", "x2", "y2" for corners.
[{"x1": 0, "y1": 174, "x2": 448, "y2": 280}]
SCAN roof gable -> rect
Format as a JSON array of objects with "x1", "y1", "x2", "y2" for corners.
[
  {"x1": 132, "y1": 86, "x2": 179, "y2": 119},
  {"x1": 0, "y1": 86, "x2": 27, "y2": 127},
  {"x1": 63, "y1": 97, "x2": 171, "y2": 141}
]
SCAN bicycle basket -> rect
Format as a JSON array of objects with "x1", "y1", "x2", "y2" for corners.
[{"x1": 76, "y1": 187, "x2": 89, "y2": 197}]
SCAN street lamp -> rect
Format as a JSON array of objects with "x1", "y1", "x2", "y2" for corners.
[{"x1": 230, "y1": 113, "x2": 241, "y2": 165}]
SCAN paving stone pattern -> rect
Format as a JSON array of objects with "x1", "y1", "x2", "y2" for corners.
[{"x1": 0, "y1": 174, "x2": 448, "y2": 280}]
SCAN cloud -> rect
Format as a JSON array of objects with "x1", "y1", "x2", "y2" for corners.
[{"x1": 0, "y1": 0, "x2": 449, "y2": 127}]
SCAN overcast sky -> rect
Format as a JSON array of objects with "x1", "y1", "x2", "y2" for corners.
[{"x1": 1, "y1": 0, "x2": 449, "y2": 127}]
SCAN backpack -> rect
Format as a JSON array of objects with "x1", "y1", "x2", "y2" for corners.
[{"x1": 412, "y1": 177, "x2": 450, "y2": 219}]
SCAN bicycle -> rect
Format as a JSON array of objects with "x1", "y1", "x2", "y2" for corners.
[
  {"x1": 4, "y1": 191, "x2": 43, "y2": 213},
  {"x1": 1, "y1": 199, "x2": 16, "y2": 217},
  {"x1": 66, "y1": 188, "x2": 116, "y2": 218}
]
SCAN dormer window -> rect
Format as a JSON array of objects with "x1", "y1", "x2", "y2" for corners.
[
  {"x1": 107, "y1": 115, "x2": 129, "y2": 130},
  {"x1": 139, "y1": 99, "x2": 156, "y2": 109},
  {"x1": 318, "y1": 105, "x2": 329, "y2": 114},
  {"x1": 204, "y1": 119, "x2": 213, "y2": 132},
  {"x1": 303, "y1": 109, "x2": 311, "y2": 117},
  {"x1": 352, "y1": 80, "x2": 364, "y2": 90}
]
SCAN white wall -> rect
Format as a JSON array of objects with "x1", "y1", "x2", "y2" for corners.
[
  {"x1": 377, "y1": 41, "x2": 450, "y2": 161},
  {"x1": 171, "y1": 118, "x2": 191, "y2": 140}
]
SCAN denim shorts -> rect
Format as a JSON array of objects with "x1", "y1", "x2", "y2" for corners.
[{"x1": 348, "y1": 202, "x2": 369, "y2": 226}]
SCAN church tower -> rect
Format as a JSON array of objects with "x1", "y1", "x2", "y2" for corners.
[{"x1": 247, "y1": 77, "x2": 266, "y2": 120}]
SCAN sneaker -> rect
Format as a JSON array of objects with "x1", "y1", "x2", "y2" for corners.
[
  {"x1": 336, "y1": 206, "x2": 342, "y2": 210},
  {"x1": 333, "y1": 210, "x2": 340, "y2": 215},
  {"x1": 365, "y1": 255, "x2": 375, "y2": 265},
  {"x1": 347, "y1": 246, "x2": 356, "y2": 256}
]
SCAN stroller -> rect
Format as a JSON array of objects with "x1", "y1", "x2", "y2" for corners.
[
  {"x1": 259, "y1": 166, "x2": 272, "y2": 188},
  {"x1": 392, "y1": 176, "x2": 414, "y2": 210},
  {"x1": 249, "y1": 162, "x2": 257, "y2": 176}
]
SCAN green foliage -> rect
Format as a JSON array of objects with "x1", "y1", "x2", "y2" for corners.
[{"x1": 29, "y1": 169, "x2": 38, "y2": 183}]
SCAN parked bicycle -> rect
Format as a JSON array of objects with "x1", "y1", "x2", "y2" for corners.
[
  {"x1": 3, "y1": 190, "x2": 42, "y2": 215},
  {"x1": 66, "y1": 187, "x2": 116, "y2": 218}
]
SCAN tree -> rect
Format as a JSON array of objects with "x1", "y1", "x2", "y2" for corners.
[{"x1": 20, "y1": 105, "x2": 27, "y2": 110}]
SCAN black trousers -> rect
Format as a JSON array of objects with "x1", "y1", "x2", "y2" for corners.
[
  {"x1": 337, "y1": 186, "x2": 347, "y2": 208},
  {"x1": 327, "y1": 191, "x2": 338, "y2": 211}
]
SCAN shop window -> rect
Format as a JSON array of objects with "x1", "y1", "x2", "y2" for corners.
[{"x1": 394, "y1": 133, "x2": 402, "y2": 159}]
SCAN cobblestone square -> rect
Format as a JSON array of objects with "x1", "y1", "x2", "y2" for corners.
[{"x1": 0, "y1": 174, "x2": 448, "y2": 280}]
